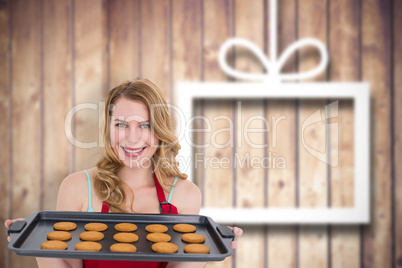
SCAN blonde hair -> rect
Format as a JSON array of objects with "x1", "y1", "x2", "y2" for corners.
[{"x1": 95, "y1": 79, "x2": 187, "y2": 213}]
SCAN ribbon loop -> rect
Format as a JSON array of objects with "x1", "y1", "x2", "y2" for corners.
[
  {"x1": 218, "y1": 38, "x2": 272, "y2": 82},
  {"x1": 277, "y1": 38, "x2": 329, "y2": 81},
  {"x1": 218, "y1": 37, "x2": 329, "y2": 83}
]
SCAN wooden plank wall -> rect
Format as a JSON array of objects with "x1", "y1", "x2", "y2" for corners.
[
  {"x1": 0, "y1": 0, "x2": 401, "y2": 267},
  {"x1": 329, "y1": 1, "x2": 359, "y2": 268}
]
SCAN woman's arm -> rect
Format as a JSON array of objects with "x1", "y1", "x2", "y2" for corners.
[
  {"x1": 37, "y1": 172, "x2": 88, "y2": 268},
  {"x1": 36, "y1": 258, "x2": 81, "y2": 268},
  {"x1": 166, "y1": 261, "x2": 205, "y2": 268},
  {"x1": 5, "y1": 220, "x2": 77, "y2": 268}
]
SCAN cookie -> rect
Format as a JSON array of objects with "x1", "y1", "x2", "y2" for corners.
[
  {"x1": 84, "y1": 222, "x2": 108, "y2": 232},
  {"x1": 75, "y1": 241, "x2": 102, "y2": 251},
  {"x1": 146, "y1": 233, "x2": 171, "y2": 243},
  {"x1": 181, "y1": 233, "x2": 205, "y2": 243},
  {"x1": 151, "y1": 242, "x2": 178, "y2": 253},
  {"x1": 145, "y1": 224, "x2": 168, "y2": 233},
  {"x1": 184, "y1": 244, "x2": 210, "y2": 254},
  {"x1": 113, "y1": 232, "x2": 139, "y2": 243},
  {"x1": 41, "y1": 240, "x2": 68, "y2": 250},
  {"x1": 173, "y1": 223, "x2": 196, "y2": 233},
  {"x1": 79, "y1": 231, "x2": 104, "y2": 241},
  {"x1": 53, "y1": 222, "x2": 77, "y2": 231},
  {"x1": 114, "y1": 223, "x2": 137, "y2": 232},
  {"x1": 47, "y1": 231, "x2": 72, "y2": 241},
  {"x1": 110, "y1": 243, "x2": 137, "y2": 253}
]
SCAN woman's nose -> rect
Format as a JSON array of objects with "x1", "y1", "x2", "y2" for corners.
[{"x1": 126, "y1": 126, "x2": 143, "y2": 143}]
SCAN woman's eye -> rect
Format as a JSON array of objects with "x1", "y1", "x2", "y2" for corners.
[
  {"x1": 116, "y1": 123, "x2": 127, "y2": 128},
  {"x1": 140, "y1": 124, "x2": 150, "y2": 129}
]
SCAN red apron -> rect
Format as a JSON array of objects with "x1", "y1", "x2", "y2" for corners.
[{"x1": 83, "y1": 173, "x2": 178, "y2": 268}]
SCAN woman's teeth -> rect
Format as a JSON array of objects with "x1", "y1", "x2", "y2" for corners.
[{"x1": 123, "y1": 147, "x2": 144, "y2": 153}]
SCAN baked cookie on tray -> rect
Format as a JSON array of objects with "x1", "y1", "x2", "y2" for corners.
[
  {"x1": 151, "y1": 242, "x2": 178, "y2": 253},
  {"x1": 113, "y1": 232, "x2": 139, "y2": 243},
  {"x1": 114, "y1": 223, "x2": 137, "y2": 232},
  {"x1": 79, "y1": 231, "x2": 104, "y2": 241},
  {"x1": 47, "y1": 231, "x2": 72, "y2": 241},
  {"x1": 75, "y1": 241, "x2": 102, "y2": 251},
  {"x1": 110, "y1": 243, "x2": 137, "y2": 252},
  {"x1": 53, "y1": 222, "x2": 77, "y2": 231},
  {"x1": 41, "y1": 240, "x2": 68, "y2": 250},
  {"x1": 145, "y1": 224, "x2": 168, "y2": 233},
  {"x1": 146, "y1": 233, "x2": 171, "y2": 243},
  {"x1": 184, "y1": 244, "x2": 210, "y2": 254},
  {"x1": 84, "y1": 222, "x2": 108, "y2": 232},
  {"x1": 181, "y1": 233, "x2": 205, "y2": 243},
  {"x1": 173, "y1": 223, "x2": 196, "y2": 233}
]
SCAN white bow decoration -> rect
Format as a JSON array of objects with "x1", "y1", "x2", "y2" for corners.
[{"x1": 218, "y1": 0, "x2": 329, "y2": 83}]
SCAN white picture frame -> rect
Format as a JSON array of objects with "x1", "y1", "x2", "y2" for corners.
[{"x1": 175, "y1": 82, "x2": 370, "y2": 224}]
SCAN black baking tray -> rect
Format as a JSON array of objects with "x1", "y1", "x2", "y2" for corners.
[{"x1": 8, "y1": 211, "x2": 235, "y2": 262}]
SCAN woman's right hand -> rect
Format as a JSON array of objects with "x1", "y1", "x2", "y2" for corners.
[{"x1": 5, "y1": 218, "x2": 25, "y2": 242}]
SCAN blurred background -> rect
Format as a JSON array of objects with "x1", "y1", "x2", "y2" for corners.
[{"x1": 0, "y1": 0, "x2": 401, "y2": 267}]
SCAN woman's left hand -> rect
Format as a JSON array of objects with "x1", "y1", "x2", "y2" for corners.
[{"x1": 228, "y1": 226, "x2": 243, "y2": 249}]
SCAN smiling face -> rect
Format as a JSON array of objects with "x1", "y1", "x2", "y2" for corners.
[{"x1": 109, "y1": 97, "x2": 159, "y2": 169}]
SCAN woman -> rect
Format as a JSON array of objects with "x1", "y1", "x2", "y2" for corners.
[{"x1": 6, "y1": 79, "x2": 242, "y2": 268}]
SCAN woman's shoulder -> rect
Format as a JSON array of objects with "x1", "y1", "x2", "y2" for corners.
[
  {"x1": 174, "y1": 178, "x2": 201, "y2": 195},
  {"x1": 57, "y1": 168, "x2": 96, "y2": 211},
  {"x1": 171, "y1": 177, "x2": 202, "y2": 214},
  {"x1": 61, "y1": 168, "x2": 96, "y2": 188}
]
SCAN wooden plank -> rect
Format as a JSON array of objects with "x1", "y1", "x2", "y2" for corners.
[
  {"x1": 203, "y1": 98, "x2": 235, "y2": 268},
  {"x1": 268, "y1": 226, "x2": 297, "y2": 268},
  {"x1": 73, "y1": 0, "x2": 107, "y2": 171},
  {"x1": 297, "y1": 0, "x2": 328, "y2": 267},
  {"x1": 109, "y1": 0, "x2": 140, "y2": 88},
  {"x1": 329, "y1": 100, "x2": 354, "y2": 208},
  {"x1": 266, "y1": 98, "x2": 298, "y2": 267},
  {"x1": 328, "y1": 0, "x2": 360, "y2": 267},
  {"x1": 0, "y1": 1, "x2": 11, "y2": 267},
  {"x1": 234, "y1": 0, "x2": 265, "y2": 267},
  {"x1": 42, "y1": 0, "x2": 73, "y2": 211},
  {"x1": 140, "y1": 0, "x2": 171, "y2": 100},
  {"x1": 202, "y1": 0, "x2": 234, "y2": 205},
  {"x1": 171, "y1": 0, "x2": 201, "y2": 84},
  {"x1": 171, "y1": 0, "x2": 201, "y2": 185},
  {"x1": 361, "y1": 0, "x2": 392, "y2": 267},
  {"x1": 203, "y1": 0, "x2": 234, "y2": 267},
  {"x1": 203, "y1": 100, "x2": 234, "y2": 207},
  {"x1": 10, "y1": 0, "x2": 42, "y2": 266},
  {"x1": 394, "y1": 0, "x2": 402, "y2": 265},
  {"x1": 266, "y1": 0, "x2": 298, "y2": 267}
]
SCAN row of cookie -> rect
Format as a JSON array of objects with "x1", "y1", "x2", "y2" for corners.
[
  {"x1": 54, "y1": 221, "x2": 138, "y2": 232},
  {"x1": 174, "y1": 223, "x2": 210, "y2": 254},
  {"x1": 41, "y1": 221, "x2": 117, "y2": 251},
  {"x1": 41, "y1": 221, "x2": 209, "y2": 254},
  {"x1": 40, "y1": 222, "x2": 75, "y2": 250},
  {"x1": 110, "y1": 223, "x2": 139, "y2": 253},
  {"x1": 145, "y1": 223, "x2": 179, "y2": 253},
  {"x1": 145, "y1": 223, "x2": 210, "y2": 254},
  {"x1": 41, "y1": 237, "x2": 209, "y2": 253},
  {"x1": 110, "y1": 223, "x2": 207, "y2": 254},
  {"x1": 42, "y1": 222, "x2": 137, "y2": 251},
  {"x1": 41, "y1": 240, "x2": 135, "y2": 252},
  {"x1": 41, "y1": 221, "x2": 80, "y2": 250},
  {"x1": 41, "y1": 222, "x2": 185, "y2": 251},
  {"x1": 53, "y1": 221, "x2": 196, "y2": 234}
]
